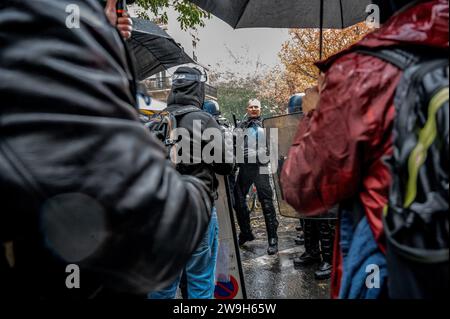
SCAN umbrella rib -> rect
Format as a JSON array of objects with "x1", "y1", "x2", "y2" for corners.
[
  {"x1": 339, "y1": 0, "x2": 344, "y2": 29},
  {"x1": 234, "y1": 0, "x2": 251, "y2": 29}
]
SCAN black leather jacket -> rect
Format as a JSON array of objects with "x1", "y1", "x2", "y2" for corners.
[{"x1": 0, "y1": 0, "x2": 211, "y2": 298}]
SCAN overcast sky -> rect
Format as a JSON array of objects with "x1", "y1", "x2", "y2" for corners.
[
  {"x1": 168, "y1": 11, "x2": 289, "y2": 76},
  {"x1": 131, "y1": 6, "x2": 290, "y2": 78}
]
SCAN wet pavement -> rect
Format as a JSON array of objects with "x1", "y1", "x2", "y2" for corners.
[{"x1": 238, "y1": 212, "x2": 331, "y2": 299}]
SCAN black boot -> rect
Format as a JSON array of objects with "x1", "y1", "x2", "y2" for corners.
[
  {"x1": 294, "y1": 219, "x2": 320, "y2": 266},
  {"x1": 267, "y1": 237, "x2": 278, "y2": 255},
  {"x1": 314, "y1": 261, "x2": 332, "y2": 280},
  {"x1": 234, "y1": 183, "x2": 254, "y2": 246},
  {"x1": 238, "y1": 232, "x2": 255, "y2": 246},
  {"x1": 293, "y1": 251, "x2": 321, "y2": 266},
  {"x1": 314, "y1": 220, "x2": 336, "y2": 280},
  {"x1": 261, "y1": 200, "x2": 279, "y2": 255},
  {"x1": 265, "y1": 218, "x2": 279, "y2": 255}
]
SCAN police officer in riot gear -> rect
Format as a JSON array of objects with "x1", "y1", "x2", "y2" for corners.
[
  {"x1": 234, "y1": 99, "x2": 279, "y2": 255},
  {"x1": 288, "y1": 94, "x2": 337, "y2": 280},
  {"x1": 288, "y1": 91, "x2": 337, "y2": 280},
  {"x1": 293, "y1": 214, "x2": 336, "y2": 280}
]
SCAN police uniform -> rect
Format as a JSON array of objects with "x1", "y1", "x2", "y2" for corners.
[{"x1": 234, "y1": 117, "x2": 279, "y2": 255}]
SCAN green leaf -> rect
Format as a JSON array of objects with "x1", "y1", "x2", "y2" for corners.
[{"x1": 136, "y1": 0, "x2": 210, "y2": 31}]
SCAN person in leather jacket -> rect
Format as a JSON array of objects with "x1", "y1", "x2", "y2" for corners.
[
  {"x1": 0, "y1": 0, "x2": 213, "y2": 299},
  {"x1": 234, "y1": 99, "x2": 279, "y2": 255}
]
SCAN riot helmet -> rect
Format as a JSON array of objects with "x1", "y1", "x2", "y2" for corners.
[
  {"x1": 288, "y1": 94, "x2": 304, "y2": 114},
  {"x1": 203, "y1": 100, "x2": 221, "y2": 116},
  {"x1": 167, "y1": 67, "x2": 207, "y2": 108}
]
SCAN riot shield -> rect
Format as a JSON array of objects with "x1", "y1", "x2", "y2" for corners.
[
  {"x1": 214, "y1": 175, "x2": 247, "y2": 299},
  {"x1": 264, "y1": 113, "x2": 335, "y2": 220},
  {"x1": 264, "y1": 113, "x2": 302, "y2": 219}
]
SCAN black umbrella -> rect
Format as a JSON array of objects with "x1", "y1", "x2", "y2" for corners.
[
  {"x1": 189, "y1": 0, "x2": 373, "y2": 58},
  {"x1": 189, "y1": 0, "x2": 372, "y2": 29},
  {"x1": 129, "y1": 18, "x2": 196, "y2": 81}
]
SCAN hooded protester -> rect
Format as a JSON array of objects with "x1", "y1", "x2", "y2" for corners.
[
  {"x1": 164, "y1": 67, "x2": 234, "y2": 194},
  {"x1": 0, "y1": 0, "x2": 214, "y2": 299},
  {"x1": 281, "y1": 0, "x2": 448, "y2": 299},
  {"x1": 148, "y1": 67, "x2": 234, "y2": 299}
]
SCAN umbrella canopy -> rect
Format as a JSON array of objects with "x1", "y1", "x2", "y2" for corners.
[
  {"x1": 189, "y1": 0, "x2": 373, "y2": 29},
  {"x1": 129, "y1": 18, "x2": 196, "y2": 81},
  {"x1": 190, "y1": 0, "x2": 374, "y2": 59}
]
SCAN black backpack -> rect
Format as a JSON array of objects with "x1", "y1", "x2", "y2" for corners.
[
  {"x1": 358, "y1": 47, "x2": 449, "y2": 299},
  {"x1": 144, "y1": 106, "x2": 201, "y2": 163}
]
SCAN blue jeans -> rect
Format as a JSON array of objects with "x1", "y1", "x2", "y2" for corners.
[{"x1": 148, "y1": 207, "x2": 219, "y2": 299}]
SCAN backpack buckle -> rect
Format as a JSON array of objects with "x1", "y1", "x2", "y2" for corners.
[{"x1": 165, "y1": 139, "x2": 176, "y2": 146}]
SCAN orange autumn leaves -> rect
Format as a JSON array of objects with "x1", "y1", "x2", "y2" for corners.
[{"x1": 260, "y1": 23, "x2": 372, "y2": 113}]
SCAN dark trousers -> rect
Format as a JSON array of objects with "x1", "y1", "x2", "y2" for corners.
[
  {"x1": 234, "y1": 165, "x2": 278, "y2": 241},
  {"x1": 304, "y1": 219, "x2": 335, "y2": 263}
]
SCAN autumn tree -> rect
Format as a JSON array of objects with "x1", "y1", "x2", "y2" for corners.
[{"x1": 260, "y1": 23, "x2": 373, "y2": 113}]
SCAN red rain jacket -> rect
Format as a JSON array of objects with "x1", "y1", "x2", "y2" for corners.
[{"x1": 281, "y1": 0, "x2": 449, "y2": 298}]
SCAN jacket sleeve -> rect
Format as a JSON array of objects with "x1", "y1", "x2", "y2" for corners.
[
  {"x1": 0, "y1": 0, "x2": 211, "y2": 295},
  {"x1": 280, "y1": 53, "x2": 400, "y2": 216}
]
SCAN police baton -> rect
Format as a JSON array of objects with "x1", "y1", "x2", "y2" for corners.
[{"x1": 232, "y1": 114, "x2": 238, "y2": 128}]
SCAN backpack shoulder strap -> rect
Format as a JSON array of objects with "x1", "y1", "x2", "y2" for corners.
[
  {"x1": 170, "y1": 106, "x2": 202, "y2": 118},
  {"x1": 354, "y1": 47, "x2": 420, "y2": 70},
  {"x1": 167, "y1": 106, "x2": 202, "y2": 132},
  {"x1": 355, "y1": 46, "x2": 449, "y2": 71}
]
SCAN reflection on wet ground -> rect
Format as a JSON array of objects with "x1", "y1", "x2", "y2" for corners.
[{"x1": 238, "y1": 212, "x2": 330, "y2": 299}]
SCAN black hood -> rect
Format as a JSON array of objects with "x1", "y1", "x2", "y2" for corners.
[{"x1": 167, "y1": 67, "x2": 205, "y2": 108}]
